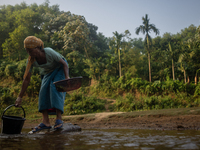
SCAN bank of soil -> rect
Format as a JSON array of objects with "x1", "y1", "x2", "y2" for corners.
[{"x1": 23, "y1": 107, "x2": 200, "y2": 130}]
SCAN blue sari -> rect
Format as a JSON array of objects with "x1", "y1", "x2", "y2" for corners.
[{"x1": 38, "y1": 60, "x2": 68, "y2": 115}]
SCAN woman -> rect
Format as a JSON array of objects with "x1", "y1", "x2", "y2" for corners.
[{"x1": 15, "y1": 36, "x2": 70, "y2": 132}]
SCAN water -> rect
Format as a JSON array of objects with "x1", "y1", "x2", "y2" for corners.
[{"x1": 0, "y1": 129, "x2": 200, "y2": 150}]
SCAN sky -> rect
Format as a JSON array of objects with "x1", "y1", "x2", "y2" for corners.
[{"x1": 0, "y1": 0, "x2": 200, "y2": 39}]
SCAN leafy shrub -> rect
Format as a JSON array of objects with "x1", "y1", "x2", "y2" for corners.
[
  {"x1": 0, "y1": 88, "x2": 16, "y2": 115},
  {"x1": 0, "y1": 87, "x2": 15, "y2": 104},
  {"x1": 115, "y1": 93, "x2": 137, "y2": 111},
  {"x1": 0, "y1": 61, "x2": 10, "y2": 77},
  {"x1": 194, "y1": 82, "x2": 200, "y2": 96},
  {"x1": 130, "y1": 78, "x2": 148, "y2": 93},
  {"x1": 26, "y1": 74, "x2": 41, "y2": 97},
  {"x1": 5, "y1": 63, "x2": 18, "y2": 78},
  {"x1": 64, "y1": 92, "x2": 106, "y2": 115},
  {"x1": 2, "y1": 59, "x2": 40, "y2": 82},
  {"x1": 14, "y1": 59, "x2": 26, "y2": 81},
  {"x1": 163, "y1": 77, "x2": 191, "y2": 94},
  {"x1": 114, "y1": 91, "x2": 198, "y2": 112}
]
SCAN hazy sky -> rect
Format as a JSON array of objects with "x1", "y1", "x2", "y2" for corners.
[{"x1": 0, "y1": 0, "x2": 200, "y2": 39}]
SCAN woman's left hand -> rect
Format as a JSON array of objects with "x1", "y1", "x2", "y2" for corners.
[{"x1": 15, "y1": 97, "x2": 22, "y2": 107}]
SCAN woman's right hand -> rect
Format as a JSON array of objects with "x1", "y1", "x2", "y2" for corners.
[
  {"x1": 15, "y1": 72, "x2": 31, "y2": 107},
  {"x1": 15, "y1": 97, "x2": 22, "y2": 107}
]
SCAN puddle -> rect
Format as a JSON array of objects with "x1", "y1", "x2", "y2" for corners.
[{"x1": 0, "y1": 129, "x2": 200, "y2": 150}]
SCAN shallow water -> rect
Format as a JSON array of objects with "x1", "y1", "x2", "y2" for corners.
[{"x1": 0, "y1": 128, "x2": 200, "y2": 150}]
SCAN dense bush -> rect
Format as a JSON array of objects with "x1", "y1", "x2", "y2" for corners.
[
  {"x1": 114, "y1": 93, "x2": 199, "y2": 112},
  {"x1": 87, "y1": 74, "x2": 200, "y2": 112},
  {"x1": 26, "y1": 74, "x2": 41, "y2": 97},
  {"x1": 64, "y1": 92, "x2": 106, "y2": 115},
  {"x1": 2, "y1": 59, "x2": 40, "y2": 80},
  {"x1": 0, "y1": 61, "x2": 10, "y2": 77},
  {"x1": 0, "y1": 87, "x2": 16, "y2": 114},
  {"x1": 5, "y1": 64, "x2": 18, "y2": 78},
  {"x1": 14, "y1": 60, "x2": 27, "y2": 81}
]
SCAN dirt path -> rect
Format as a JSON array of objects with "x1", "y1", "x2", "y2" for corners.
[
  {"x1": 23, "y1": 107, "x2": 200, "y2": 130},
  {"x1": 92, "y1": 112, "x2": 124, "y2": 123},
  {"x1": 62, "y1": 114, "x2": 200, "y2": 130}
]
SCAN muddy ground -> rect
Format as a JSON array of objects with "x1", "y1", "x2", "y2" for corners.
[{"x1": 22, "y1": 107, "x2": 200, "y2": 130}]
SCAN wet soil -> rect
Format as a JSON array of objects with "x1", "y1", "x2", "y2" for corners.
[
  {"x1": 22, "y1": 107, "x2": 200, "y2": 131},
  {"x1": 74, "y1": 114, "x2": 200, "y2": 130}
]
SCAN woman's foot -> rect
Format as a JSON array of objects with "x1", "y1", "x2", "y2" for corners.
[
  {"x1": 54, "y1": 119, "x2": 63, "y2": 129},
  {"x1": 32, "y1": 123, "x2": 52, "y2": 133}
]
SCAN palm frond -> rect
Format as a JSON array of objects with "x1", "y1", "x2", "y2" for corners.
[
  {"x1": 136, "y1": 25, "x2": 145, "y2": 35},
  {"x1": 149, "y1": 24, "x2": 160, "y2": 35}
]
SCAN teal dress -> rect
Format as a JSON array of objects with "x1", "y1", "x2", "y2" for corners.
[{"x1": 29, "y1": 47, "x2": 68, "y2": 114}]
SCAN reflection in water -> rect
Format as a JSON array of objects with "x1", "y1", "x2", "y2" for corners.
[{"x1": 0, "y1": 129, "x2": 200, "y2": 150}]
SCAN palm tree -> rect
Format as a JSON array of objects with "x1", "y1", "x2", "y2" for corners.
[
  {"x1": 112, "y1": 31, "x2": 124, "y2": 77},
  {"x1": 135, "y1": 14, "x2": 159, "y2": 82},
  {"x1": 178, "y1": 53, "x2": 188, "y2": 83},
  {"x1": 168, "y1": 42, "x2": 175, "y2": 80}
]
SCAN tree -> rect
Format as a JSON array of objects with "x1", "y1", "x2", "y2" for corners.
[
  {"x1": 94, "y1": 32, "x2": 109, "y2": 57},
  {"x1": 168, "y1": 42, "x2": 175, "y2": 80},
  {"x1": 194, "y1": 26, "x2": 200, "y2": 83},
  {"x1": 0, "y1": 5, "x2": 16, "y2": 58},
  {"x1": 135, "y1": 14, "x2": 159, "y2": 82},
  {"x1": 2, "y1": 25, "x2": 29, "y2": 60},
  {"x1": 112, "y1": 31, "x2": 124, "y2": 77},
  {"x1": 1, "y1": 7, "x2": 41, "y2": 60},
  {"x1": 43, "y1": 11, "x2": 71, "y2": 47},
  {"x1": 61, "y1": 15, "x2": 92, "y2": 57},
  {"x1": 122, "y1": 38, "x2": 145, "y2": 78},
  {"x1": 176, "y1": 24, "x2": 197, "y2": 83},
  {"x1": 110, "y1": 30, "x2": 131, "y2": 78},
  {"x1": 178, "y1": 52, "x2": 188, "y2": 83}
]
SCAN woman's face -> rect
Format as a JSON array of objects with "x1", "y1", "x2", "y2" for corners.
[{"x1": 26, "y1": 47, "x2": 39, "y2": 57}]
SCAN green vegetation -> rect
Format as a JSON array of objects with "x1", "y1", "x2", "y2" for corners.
[
  {"x1": 81, "y1": 73, "x2": 200, "y2": 112},
  {"x1": 0, "y1": 2, "x2": 200, "y2": 119},
  {"x1": 64, "y1": 92, "x2": 106, "y2": 115}
]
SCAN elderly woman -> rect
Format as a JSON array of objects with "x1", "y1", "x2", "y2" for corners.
[{"x1": 15, "y1": 36, "x2": 70, "y2": 132}]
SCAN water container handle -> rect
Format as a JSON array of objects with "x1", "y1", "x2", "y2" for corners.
[{"x1": 2, "y1": 104, "x2": 26, "y2": 119}]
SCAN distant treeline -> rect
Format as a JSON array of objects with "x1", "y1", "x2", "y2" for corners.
[{"x1": 0, "y1": 1, "x2": 200, "y2": 83}]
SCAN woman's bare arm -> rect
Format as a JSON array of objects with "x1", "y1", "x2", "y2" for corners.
[
  {"x1": 15, "y1": 72, "x2": 31, "y2": 106},
  {"x1": 59, "y1": 58, "x2": 70, "y2": 79}
]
